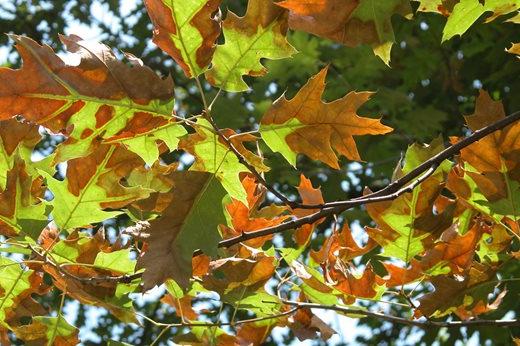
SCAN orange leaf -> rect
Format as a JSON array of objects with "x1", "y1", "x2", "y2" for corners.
[{"x1": 260, "y1": 67, "x2": 392, "y2": 169}]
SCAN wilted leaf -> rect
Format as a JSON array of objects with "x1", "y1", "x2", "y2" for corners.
[
  {"x1": 136, "y1": 171, "x2": 227, "y2": 290},
  {"x1": 311, "y1": 222, "x2": 376, "y2": 265},
  {"x1": 279, "y1": 0, "x2": 412, "y2": 65},
  {"x1": 13, "y1": 316, "x2": 79, "y2": 346},
  {"x1": 289, "y1": 307, "x2": 336, "y2": 341},
  {"x1": 144, "y1": 0, "x2": 222, "y2": 77},
  {"x1": 0, "y1": 158, "x2": 48, "y2": 239},
  {"x1": 222, "y1": 175, "x2": 288, "y2": 248},
  {"x1": 0, "y1": 258, "x2": 44, "y2": 330},
  {"x1": 205, "y1": 0, "x2": 296, "y2": 91},
  {"x1": 0, "y1": 35, "x2": 183, "y2": 164},
  {"x1": 0, "y1": 119, "x2": 42, "y2": 190},
  {"x1": 448, "y1": 91, "x2": 520, "y2": 225},
  {"x1": 41, "y1": 146, "x2": 151, "y2": 230},
  {"x1": 260, "y1": 67, "x2": 392, "y2": 169},
  {"x1": 40, "y1": 230, "x2": 139, "y2": 323},
  {"x1": 366, "y1": 137, "x2": 452, "y2": 262},
  {"x1": 291, "y1": 175, "x2": 325, "y2": 248},
  {"x1": 417, "y1": 262, "x2": 498, "y2": 318}
]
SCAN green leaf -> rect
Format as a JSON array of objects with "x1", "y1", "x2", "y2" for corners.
[
  {"x1": 0, "y1": 119, "x2": 42, "y2": 190},
  {"x1": 366, "y1": 137, "x2": 452, "y2": 262},
  {"x1": 137, "y1": 171, "x2": 228, "y2": 289},
  {"x1": 144, "y1": 0, "x2": 222, "y2": 77},
  {"x1": 106, "y1": 122, "x2": 187, "y2": 166},
  {"x1": 442, "y1": 0, "x2": 520, "y2": 42},
  {"x1": 181, "y1": 118, "x2": 267, "y2": 203},
  {"x1": 0, "y1": 35, "x2": 178, "y2": 164},
  {"x1": 94, "y1": 249, "x2": 136, "y2": 274},
  {"x1": 13, "y1": 316, "x2": 79, "y2": 345},
  {"x1": 205, "y1": 0, "x2": 296, "y2": 91},
  {"x1": 0, "y1": 257, "x2": 34, "y2": 328},
  {"x1": 0, "y1": 158, "x2": 49, "y2": 240},
  {"x1": 41, "y1": 146, "x2": 150, "y2": 230}
]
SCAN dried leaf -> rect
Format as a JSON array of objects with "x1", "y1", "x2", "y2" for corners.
[
  {"x1": 279, "y1": 0, "x2": 412, "y2": 65},
  {"x1": 260, "y1": 67, "x2": 392, "y2": 168},
  {"x1": 0, "y1": 35, "x2": 184, "y2": 164},
  {"x1": 144, "y1": 0, "x2": 222, "y2": 77}
]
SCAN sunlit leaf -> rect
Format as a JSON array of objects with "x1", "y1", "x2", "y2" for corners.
[
  {"x1": 205, "y1": 0, "x2": 296, "y2": 91},
  {"x1": 260, "y1": 67, "x2": 392, "y2": 169}
]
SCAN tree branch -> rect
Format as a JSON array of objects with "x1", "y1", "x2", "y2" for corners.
[
  {"x1": 210, "y1": 110, "x2": 520, "y2": 250},
  {"x1": 281, "y1": 300, "x2": 520, "y2": 329}
]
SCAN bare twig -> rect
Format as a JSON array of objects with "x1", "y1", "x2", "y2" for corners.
[{"x1": 280, "y1": 300, "x2": 520, "y2": 329}]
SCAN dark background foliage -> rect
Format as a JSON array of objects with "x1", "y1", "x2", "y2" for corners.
[{"x1": 2, "y1": 0, "x2": 519, "y2": 344}]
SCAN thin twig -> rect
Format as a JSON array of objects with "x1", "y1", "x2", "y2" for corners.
[
  {"x1": 280, "y1": 300, "x2": 520, "y2": 329},
  {"x1": 194, "y1": 76, "x2": 297, "y2": 208},
  {"x1": 204, "y1": 110, "x2": 520, "y2": 251}
]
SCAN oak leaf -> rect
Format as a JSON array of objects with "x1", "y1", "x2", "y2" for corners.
[
  {"x1": 0, "y1": 119, "x2": 42, "y2": 190},
  {"x1": 0, "y1": 35, "x2": 185, "y2": 164},
  {"x1": 40, "y1": 145, "x2": 151, "y2": 230},
  {"x1": 144, "y1": 0, "x2": 222, "y2": 77},
  {"x1": 180, "y1": 118, "x2": 268, "y2": 203},
  {"x1": 365, "y1": 137, "x2": 452, "y2": 262},
  {"x1": 278, "y1": 0, "x2": 412, "y2": 65},
  {"x1": 260, "y1": 67, "x2": 392, "y2": 169},
  {"x1": 136, "y1": 171, "x2": 227, "y2": 290},
  {"x1": 221, "y1": 175, "x2": 289, "y2": 248},
  {"x1": 205, "y1": 0, "x2": 296, "y2": 91},
  {"x1": 447, "y1": 91, "x2": 520, "y2": 225},
  {"x1": 417, "y1": 262, "x2": 498, "y2": 318},
  {"x1": 0, "y1": 158, "x2": 48, "y2": 239},
  {"x1": 39, "y1": 230, "x2": 138, "y2": 323}
]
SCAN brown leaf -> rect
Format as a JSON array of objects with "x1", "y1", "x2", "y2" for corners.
[
  {"x1": 236, "y1": 322, "x2": 274, "y2": 346},
  {"x1": 293, "y1": 175, "x2": 325, "y2": 245},
  {"x1": 311, "y1": 222, "x2": 376, "y2": 264},
  {"x1": 144, "y1": 0, "x2": 222, "y2": 77},
  {"x1": 331, "y1": 263, "x2": 383, "y2": 304},
  {"x1": 417, "y1": 262, "x2": 497, "y2": 318},
  {"x1": 261, "y1": 67, "x2": 392, "y2": 169},
  {"x1": 0, "y1": 157, "x2": 47, "y2": 238},
  {"x1": 136, "y1": 171, "x2": 227, "y2": 290},
  {"x1": 161, "y1": 294, "x2": 198, "y2": 321},
  {"x1": 0, "y1": 35, "x2": 176, "y2": 162},
  {"x1": 289, "y1": 307, "x2": 336, "y2": 341},
  {"x1": 222, "y1": 176, "x2": 288, "y2": 248},
  {"x1": 278, "y1": 0, "x2": 412, "y2": 64},
  {"x1": 202, "y1": 254, "x2": 276, "y2": 295}
]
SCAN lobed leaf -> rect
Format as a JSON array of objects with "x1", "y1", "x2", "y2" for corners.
[
  {"x1": 180, "y1": 118, "x2": 267, "y2": 203},
  {"x1": 136, "y1": 171, "x2": 227, "y2": 290},
  {"x1": 0, "y1": 35, "x2": 184, "y2": 164},
  {"x1": 144, "y1": 0, "x2": 222, "y2": 78},
  {"x1": 41, "y1": 145, "x2": 151, "y2": 230},
  {"x1": 260, "y1": 67, "x2": 392, "y2": 169},
  {"x1": 0, "y1": 158, "x2": 49, "y2": 240},
  {"x1": 278, "y1": 0, "x2": 412, "y2": 65},
  {"x1": 205, "y1": 0, "x2": 297, "y2": 91},
  {"x1": 365, "y1": 137, "x2": 452, "y2": 262}
]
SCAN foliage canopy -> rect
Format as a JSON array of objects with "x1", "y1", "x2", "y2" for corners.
[{"x1": 0, "y1": 0, "x2": 519, "y2": 345}]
